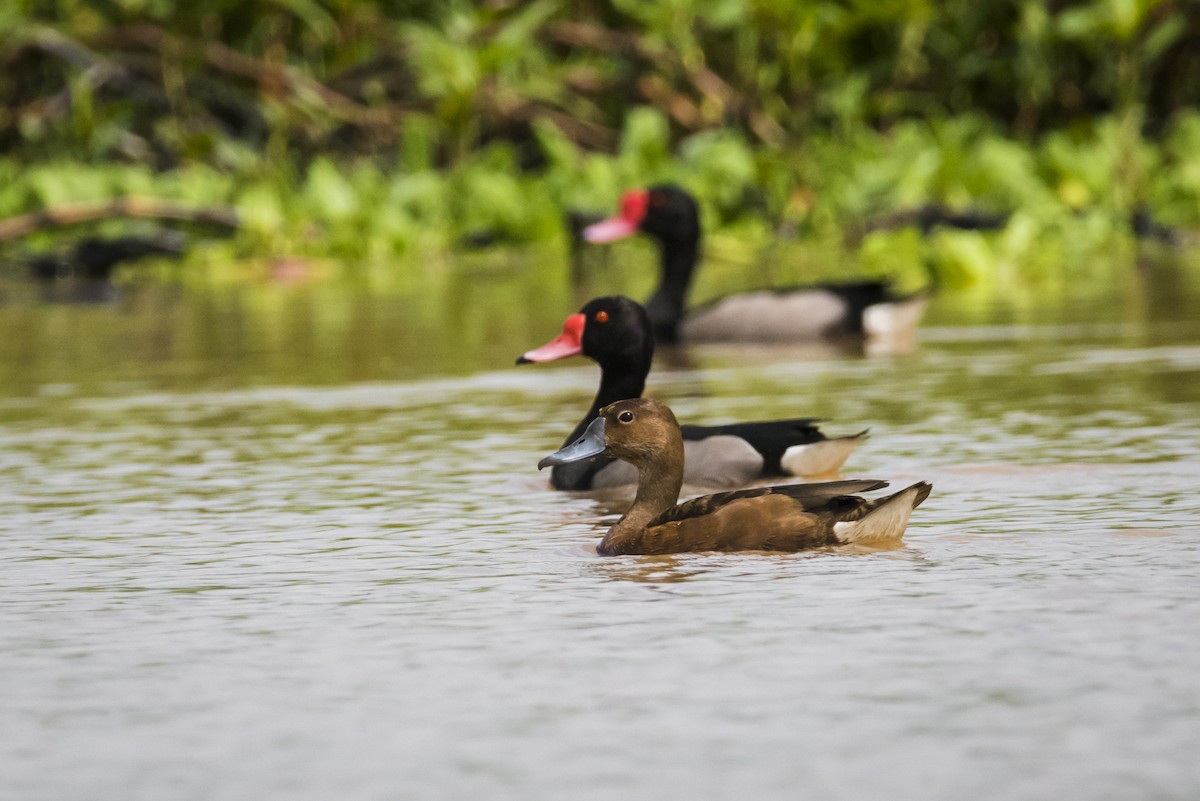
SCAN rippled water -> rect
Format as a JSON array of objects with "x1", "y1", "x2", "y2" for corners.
[{"x1": 3, "y1": 267, "x2": 1200, "y2": 800}]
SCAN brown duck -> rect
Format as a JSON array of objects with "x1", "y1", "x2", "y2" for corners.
[{"x1": 540, "y1": 398, "x2": 932, "y2": 556}]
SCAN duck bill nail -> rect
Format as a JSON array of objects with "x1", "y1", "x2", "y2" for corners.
[
  {"x1": 582, "y1": 217, "x2": 637, "y2": 244},
  {"x1": 538, "y1": 417, "x2": 607, "y2": 469}
]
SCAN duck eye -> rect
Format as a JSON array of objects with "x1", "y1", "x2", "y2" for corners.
[
  {"x1": 618, "y1": 411, "x2": 634, "y2": 423},
  {"x1": 595, "y1": 310, "x2": 609, "y2": 323}
]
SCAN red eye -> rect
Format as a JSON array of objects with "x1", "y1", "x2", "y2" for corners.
[{"x1": 595, "y1": 311, "x2": 609, "y2": 323}]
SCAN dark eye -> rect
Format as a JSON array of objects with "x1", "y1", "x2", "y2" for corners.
[
  {"x1": 618, "y1": 411, "x2": 634, "y2": 423},
  {"x1": 595, "y1": 310, "x2": 609, "y2": 323}
]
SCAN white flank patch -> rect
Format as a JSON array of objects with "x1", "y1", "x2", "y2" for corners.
[
  {"x1": 833, "y1": 486, "x2": 919, "y2": 544},
  {"x1": 681, "y1": 435, "x2": 763, "y2": 489},
  {"x1": 863, "y1": 295, "x2": 928, "y2": 339},
  {"x1": 681, "y1": 291, "x2": 847, "y2": 342},
  {"x1": 781, "y1": 436, "x2": 864, "y2": 477}
]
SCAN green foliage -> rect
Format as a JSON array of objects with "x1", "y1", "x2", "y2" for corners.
[
  {"x1": 1147, "y1": 110, "x2": 1200, "y2": 226},
  {"x1": 679, "y1": 130, "x2": 756, "y2": 214},
  {"x1": 6, "y1": 0, "x2": 1198, "y2": 161},
  {"x1": 1, "y1": 0, "x2": 1199, "y2": 289},
  {"x1": 617, "y1": 107, "x2": 671, "y2": 175}
]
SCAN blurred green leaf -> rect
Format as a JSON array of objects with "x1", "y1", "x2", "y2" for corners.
[
  {"x1": 237, "y1": 182, "x2": 286, "y2": 236},
  {"x1": 305, "y1": 157, "x2": 359, "y2": 220},
  {"x1": 618, "y1": 106, "x2": 671, "y2": 176},
  {"x1": 679, "y1": 130, "x2": 755, "y2": 211},
  {"x1": 1139, "y1": 12, "x2": 1185, "y2": 63}
]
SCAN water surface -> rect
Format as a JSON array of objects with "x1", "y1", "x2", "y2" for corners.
[{"x1": 2, "y1": 258, "x2": 1199, "y2": 800}]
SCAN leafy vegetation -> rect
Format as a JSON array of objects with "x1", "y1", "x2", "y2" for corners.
[{"x1": 1, "y1": 0, "x2": 1198, "y2": 287}]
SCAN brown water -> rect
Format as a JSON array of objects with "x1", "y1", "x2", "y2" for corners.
[{"x1": 2, "y1": 255, "x2": 1199, "y2": 800}]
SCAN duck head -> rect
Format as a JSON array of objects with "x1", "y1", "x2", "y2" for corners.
[
  {"x1": 582, "y1": 186, "x2": 700, "y2": 344},
  {"x1": 583, "y1": 185, "x2": 699, "y2": 247},
  {"x1": 539, "y1": 398, "x2": 683, "y2": 473},
  {"x1": 516, "y1": 296, "x2": 654, "y2": 371}
]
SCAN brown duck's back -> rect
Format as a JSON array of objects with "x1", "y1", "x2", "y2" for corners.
[
  {"x1": 606, "y1": 494, "x2": 837, "y2": 555},
  {"x1": 595, "y1": 480, "x2": 932, "y2": 556}
]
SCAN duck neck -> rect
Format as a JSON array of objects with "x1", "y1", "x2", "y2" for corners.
[
  {"x1": 629, "y1": 461, "x2": 684, "y2": 521},
  {"x1": 567, "y1": 359, "x2": 647, "y2": 445},
  {"x1": 599, "y1": 441, "x2": 684, "y2": 554},
  {"x1": 645, "y1": 234, "x2": 699, "y2": 344},
  {"x1": 551, "y1": 365, "x2": 646, "y2": 489},
  {"x1": 550, "y1": 347, "x2": 651, "y2": 491}
]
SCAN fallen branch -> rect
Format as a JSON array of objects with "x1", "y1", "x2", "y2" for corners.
[{"x1": 0, "y1": 198, "x2": 239, "y2": 243}]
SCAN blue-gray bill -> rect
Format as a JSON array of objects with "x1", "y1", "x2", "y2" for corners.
[{"x1": 538, "y1": 417, "x2": 607, "y2": 470}]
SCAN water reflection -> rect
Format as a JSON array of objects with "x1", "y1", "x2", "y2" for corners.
[
  {"x1": 585, "y1": 554, "x2": 708, "y2": 584},
  {"x1": 584, "y1": 541, "x2": 923, "y2": 585}
]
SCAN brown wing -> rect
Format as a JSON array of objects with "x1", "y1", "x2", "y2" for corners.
[
  {"x1": 647, "y1": 479, "x2": 889, "y2": 527},
  {"x1": 638, "y1": 494, "x2": 838, "y2": 553}
]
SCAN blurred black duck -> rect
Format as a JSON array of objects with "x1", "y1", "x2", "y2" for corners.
[{"x1": 584, "y1": 184, "x2": 928, "y2": 344}]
